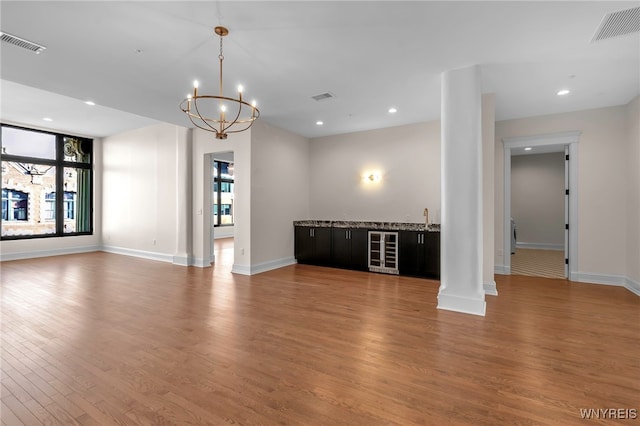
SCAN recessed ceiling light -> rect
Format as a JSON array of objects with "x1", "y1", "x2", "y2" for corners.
[
  {"x1": 388, "y1": 107, "x2": 397, "y2": 113},
  {"x1": 316, "y1": 121, "x2": 323, "y2": 126},
  {"x1": 557, "y1": 89, "x2": 570, "y2": 96},
  {"x1": 524, "y1": 147, "x2": 532, "y2": 151},
  {"x1": 84, "y1": 101, "x2": 96, "y2": 106},
  {"x1": 43, "y1": 117, "x2": 53, "y2": 122}
]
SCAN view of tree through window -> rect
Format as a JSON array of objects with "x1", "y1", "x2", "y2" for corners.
[
  {"x1": 1, "y1": 125, "x2": 93, "y2": 239},
  {"x1": 212, "y1": 160, "x2": 234, "y2": 227}
]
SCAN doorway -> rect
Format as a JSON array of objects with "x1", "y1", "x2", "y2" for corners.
[
  {"x1": 503, "y1": 131, "x2": 580, "y2": 280},
  {"x1": 210, "y1": 151, "x2": 235, "y2": 264}
]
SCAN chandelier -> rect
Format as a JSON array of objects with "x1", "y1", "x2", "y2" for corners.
[{"x1": 180, "y1": 26, "x2": 260, "y2": 139}]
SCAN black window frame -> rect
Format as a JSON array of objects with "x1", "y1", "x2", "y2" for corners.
[
  {"x1": 0, "y1": 123, "x2": 93, "y2": 240},
  {"x1": 212, "y1": 160, "x2": 234, "y2": 227}
]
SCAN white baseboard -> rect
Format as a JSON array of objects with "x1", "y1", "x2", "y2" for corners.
[
  {"x1": 437, "y1": 293, "x2": 486, "y2": 316},
  {"x1": 573, "y1": 271, "x2": 626, "y2": 286},
  {"x1": 516, "y1": 242, "x2": 563, "y2": 251},
  {"x1": 250, "y1": 257, "x2": 296, "y2": 275},
  {"x1": 101, "y1": 245, "x2": 174, "y2": 263},
  {"x1": 566, "y1": 272, "x2": 640, "y2": 297},
  {"x1": 193, "y1": 257, "x2": 211, "y2": 268},
  {"x1": 625, "y1": 277, "x2": 640, "y2": 296},
  {"x1": 172, "y1": 255, "x2": 194, "y2": 266},
  {"x1": 0, "y1": 245, "x2": 100, "y2": 261},
  {"x1": 231, "y1": 264, "x2": 251, "y2": 275},
  {"x1": 231, "y1": 257, "x2": 296, "y2": 276},
  {"x1": 484, "y1": 280, "x2": 498, "y2": 296},
  {"x1": 494, "y1": 264, "x2": 509, "y2": 275}
]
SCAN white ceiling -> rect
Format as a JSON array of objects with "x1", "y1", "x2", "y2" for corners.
[{"x1": 1, "y1": 1, "x2": 638, "y2": 139}]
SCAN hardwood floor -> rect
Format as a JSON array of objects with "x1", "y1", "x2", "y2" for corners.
[{"x1": 1, "y1": 240, "x2": 638, "y2": 425}]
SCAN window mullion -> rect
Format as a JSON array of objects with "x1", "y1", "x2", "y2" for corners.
[{"x1": 56, "y1": 135, "x2": 64, "y2": 234}]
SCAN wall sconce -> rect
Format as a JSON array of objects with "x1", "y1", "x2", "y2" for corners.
[{"x1": 362, "y1": 171, "x2": 381, "y2": 184}]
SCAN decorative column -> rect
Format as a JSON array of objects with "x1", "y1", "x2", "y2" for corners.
[
  {"x1": 173, "y1": 127, "x2": 193, "y2": 266},
  {"x1": 438, "y1": 65, "x2": 486, "y2": 316}
]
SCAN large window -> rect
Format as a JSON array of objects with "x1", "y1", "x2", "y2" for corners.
[
  {"x1": 212, "y1": 159, "x2": 234, "y2": 227},
  {"x1": 1, "y1": 124, "x2": 93, "y2": 239}
]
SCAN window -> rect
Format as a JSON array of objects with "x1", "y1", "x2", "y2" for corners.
[
  {"x1": 46, "y1": 191, "x2": 76, "y2": 220},
  {"x1": 212, "y1": 159, "x2": 234, "y2": 227},
  {"x1": 2, "y1": 189, "x2": 28, "y2": 221},
  {"x1": 1, "y1": 124, "x2": 92, "y2": 239}
]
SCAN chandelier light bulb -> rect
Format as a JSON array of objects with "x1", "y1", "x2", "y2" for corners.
[
  {"x1": 251, "y1": 100, "x2": 257, "y2": 107},
  {"x1": 237, "y1": 84, "x2": 244, "y2": 93},
  {"x1": 193, "y1": 80, "x2": 199, "y2": 88},
  {"x1": 220, "y1": 105, "x2": 227, "y2": 112}
]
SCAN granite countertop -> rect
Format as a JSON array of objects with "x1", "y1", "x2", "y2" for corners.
[{"x1": 294, "y1": 220, "x2": 440, "y2": 232}]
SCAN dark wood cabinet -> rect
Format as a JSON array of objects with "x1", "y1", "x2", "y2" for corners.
[
  {"x1": 294, "y1": 226, "x2": 332, "y2": 265},
  {"x1": 295, "y1": 224, "x2": 439, "y2": 279},
  {"x1": 423, "y1": 232, "x2": 440, "y2": 278},
  {"x1": 331, "y1": 228, "x2": 368, "y2": 270},
  {"x1": 399, "y1": 231, "x2": 440, "y2": 278}
]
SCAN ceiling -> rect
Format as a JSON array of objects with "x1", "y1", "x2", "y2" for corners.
[{"x1": 1, "y1": 1, "x2": 638, "y2": 139}]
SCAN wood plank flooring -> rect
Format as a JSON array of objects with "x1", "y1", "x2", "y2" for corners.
[{"x1": 1, "y1": 240, "x2": 639, "y2": 425}]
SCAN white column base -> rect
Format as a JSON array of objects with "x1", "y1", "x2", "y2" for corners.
[
  {"x1": 437, "y1": 292, "x2": 486, "y2": 316},
  {"x1": 483, "y1": 280, "x2": 498, "y2": 296}
]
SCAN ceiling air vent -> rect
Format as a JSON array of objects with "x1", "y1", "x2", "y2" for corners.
[
  {"x1": 0, "y1": 31, "x2": 46, "y2": 54},
  {"x1": 591, "y1": 6, "x2": 640, "y2": 43},
  {"x1": 311, "y1": 92, "x2": 335, "y2": 102}
]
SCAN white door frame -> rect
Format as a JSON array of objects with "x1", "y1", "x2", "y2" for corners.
[{"x1": 502, "y1": 131, "x2": 580, "y2": 280}]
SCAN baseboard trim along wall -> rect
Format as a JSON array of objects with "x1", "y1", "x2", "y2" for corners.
[
  {"x1": 193, "y1": 257, "x2": 211, "y2": 268},
  {"x1": 231, "y1": 264, "x2": 251, "y2": 275},
  {"x1": 515, "y1": 242, "x2": 564, "y2": 251},
  {"x1": 625, "y1": 277, "x2": 640, "y2": 297},
  {"x1": 495, "y1": 264, "x2": 509, "y2": 275},
  {"x1": 101, "y1": 245, "x2": 174, "y2": 264},
  {"x1": 232, "y1": 257, "x2": 296, "y2": 276},
  {"x1": 0, "y1": 245, "x2": 100, "y2": 261},
  {"x1": 172, "y1": 255, "x2": 195, "y2": 266},
  {"x1": 437, "y1": 294, "x2": 486, "y2": 316},
  {"x1": 484, "y1": 281, "x2": 498, "y2": 296}
]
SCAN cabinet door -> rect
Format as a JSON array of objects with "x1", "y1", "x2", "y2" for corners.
[
  {"x1": 313, "y1": 227, "x2": 333, "y2": 265},
  {"x1": 350, "y1": 229, "x2": 369, "y2": 270},
  {"x1": 383, "y1": 232, "x2": 398, "y2": 270},
  {"x1": 295, "y1": 227, "x2": 314, "y2": 263},
  {"x1": 399, "y1": 231, "x2": 420, "y2": 276},
  {"x1": 423, "y1": 232, "x2": 441, "y2": 278},
  {"x1": 369, "y1": 232, "x2": 383, "y2": 268},
  {"x1": 332, "y1": 228, "x2": 351, "y2": 268}
]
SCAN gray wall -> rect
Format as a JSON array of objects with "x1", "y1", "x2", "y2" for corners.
[{"x1": 511, "y1": 152, "x2": 565, "y2": 249}]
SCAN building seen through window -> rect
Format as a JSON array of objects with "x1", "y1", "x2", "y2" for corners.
[
  {"x1": 212, "y1": 159, "x2": 234, "y2": 227},
  {"x1": 1, "y1": 125, "x2": 93, "y2": 238}
]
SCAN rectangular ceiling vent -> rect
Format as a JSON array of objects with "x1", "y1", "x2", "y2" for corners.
[
  {"x1": 311, "y1": 92, "x2": 335, "y2": 102},
  {"x1": 0, "y1": 31, "x2": 46, "y2": 54},
  {"x1": 591, "y1": 6, "x2": 640, "y2": 43}
]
